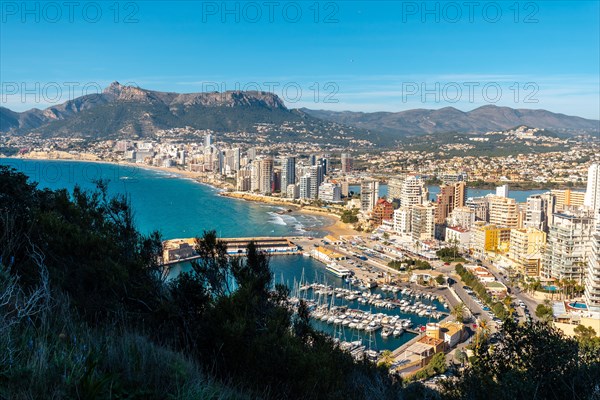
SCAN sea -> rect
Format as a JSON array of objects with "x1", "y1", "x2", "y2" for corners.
[{"x1": 0, "y1": 158, "x2": 548, "y2": 351}]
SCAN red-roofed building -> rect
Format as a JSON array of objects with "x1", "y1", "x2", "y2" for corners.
[{"x1": 372, "y1": 198, "x2": 394, "y2": 226}]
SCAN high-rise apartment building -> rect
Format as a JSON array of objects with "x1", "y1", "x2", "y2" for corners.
[
  {"x1": 400, "y1": 176, "x2": 428, "y2": 208},
  {"x1": 434, "y1": 182, "x2": 466, "y2": 224},
  {"x1": 542, "y1": 211, "x2": 595, "y2": 283},
  {"x1": 509, "y1": 228, "x2": 546, "y2": 277},
  {"x1": 466, "y1": 196, "x2": 490, "y2": 222},
  {"x1": 584, "y1": 163, "x2": 600, "y2": 216},
  {"x1": 280, "y1": 156, "x2": 296, "y2": 189},
  {"x1": 551, "y1": 189, "x2": 586, "y2": 212},
  {"x1": 496, "y1": 184, "x2": 509, "y2": 198},
  {"x1": 309, "y1": 165, "x2": 322, "y2": 199},
  {"x1": 524, "y1": 193, "x2": 556, "y2": 233},
  {"x1": 411, "y1": 203, "x2": 436, "y2": 241},
  {"x1": 393, "y1": 207, "x2": 412, "y2": 235},
  {"x1": 360, "y1": 179, "x2": 379, "y2": 212},
  {"x1": 341, "y1": 153, "x2": 353, "y2": 173},
  {"x1": 259, "y1": 157, "x2": 274, "y2": 194},
  {"x1": 299, "y1": 175, "x2": 312, "y2": 199},
  {"x1": 585, "y1": 214, "x2": 600, "y2": 312},
  {"x1": 489, "y1": 196, "x2": 520, "y2": 228},
  {"x1": 318, "y1": 182, "x2": 342, "y2": 203},
  {"x1": 204, "y1": 134, "x2": 213, "y2": 148},
  {"x1": 387, "y1": 177, "x2": 404, "y2": 203},
  {"x1": 251, "y1": 159, "x2": 261, "y2": 192}
]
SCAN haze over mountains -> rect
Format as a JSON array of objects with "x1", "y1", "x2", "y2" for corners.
[
  {"x1": 1, "y1": 82, "x2": 598, "y2": 143},
  {"x1": 302, "y1": 106, "x2": 600, "y2": 136}
]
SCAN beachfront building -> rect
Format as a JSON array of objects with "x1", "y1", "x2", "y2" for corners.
[
  {"x1": 542, "y1": 211, "x2": 595, "y2": 283},
  {"x1": 309, "y1": 165, "x2": 322, "y2": 199},
  {"x1": 372, "y1": 198, "x2": 394, "y2": 226},
  {"x1": 280, "y1": 156, "x2": 296, "y2": 189},
  {"x1": 299, "y1": 175, "x2": 312, "y2": 200},
  {"x1": 509, "y1": 228, "x2": 546, "y2": 277},
  {"x1": 259, "y1": 157, "x2": 274, "y2": 194},
  {"x1": 360, "y1": 179, "x2": 379, "y2": 212},
  {"x1": 287, "y1": 183, "x2": 299, "y2": 199},
  {"x1": 236, "y1": 169, "x2": 252, "y2": 192},
  {"x1": 393, "y1": 207, "x2": 412, "y2": 236},
  {"x1": 318, "y1": 182, "x2": 342, "y2": 203}
]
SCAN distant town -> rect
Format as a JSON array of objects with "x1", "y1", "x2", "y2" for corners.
[{"x1": 3, "y1": 127, "x2": 599, "y2": 329}]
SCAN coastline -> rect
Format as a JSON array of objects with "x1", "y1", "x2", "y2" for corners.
[
  {"x1": 219, "y1": 191, "x2": 359, "y2": 237},
  {"x1": 3, "y1": 153, "x2": 359, "y2": 238}
]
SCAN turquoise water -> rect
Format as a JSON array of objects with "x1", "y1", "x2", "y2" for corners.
[
  {"x1": 544, "y1": 285, "x2": 559, "y2": 292},
  {"x1": 170, "y1": 255, "x2": 448, "y2": 351},
  {"x1": 569, "y1": 302, "x2": 588, "y2": 309},
  {"x1": 0, "y1": 159, "x2": 329, "y2": 240},
  {"x1": 1, "y1": 158, "x2": 445, "y2": 351},
  {"x1": 350, "y1": 184, "x2": 550, "y2": 203}
]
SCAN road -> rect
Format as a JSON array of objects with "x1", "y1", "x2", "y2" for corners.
[{"x1": 301, "y1": 234, "x2": 541, "y2": 328}]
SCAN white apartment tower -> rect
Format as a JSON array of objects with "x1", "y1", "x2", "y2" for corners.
[
  {"x1": 411, "y1": 203, "x2": 436, "y2": 241},
  {"x1": 542, "y1": 211, "x2": 595, "y2": 283},
  {"x1": 584, "y1": 163, "x2": 600, "y2": 217},
  {"x1": 299, "y1": 175, "x2": 312, "y2": 199},
  {"x1": 360, "y1": 179, "x2": 379, "y2": 212},
  {"x1": 280, "y1": 156, "x2": 296, "y2": 189},
  {"x1": 400, "y1": 176, "x2": 428, "y2": 208},
  {"x1": 585, "y1": 214, "x2": 600, "y2": 312},
  {"x1": 387, "y1": 177, "x2": 404, "y2": 203},
  {"x1": 524, "y1": 193, "x2": 555, "y2": 233},
  {"x1": 393, "y1": 207, "x2": 412, "y2": 235}
]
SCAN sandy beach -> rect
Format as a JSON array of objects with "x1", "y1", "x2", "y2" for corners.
[
  {"x1": 220, "y1": 191, "x2": 360, "y2": 237},
  {"x1": 8, "y1": 153, "x2": 361, "y2": 238}
]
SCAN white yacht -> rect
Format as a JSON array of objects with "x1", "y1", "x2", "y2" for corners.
[{"x1": 326, "y1": 263, "x2": 351, "y2": 278}]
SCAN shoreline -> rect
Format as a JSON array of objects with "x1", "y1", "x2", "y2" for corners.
[{"x1": 3, "y1": 154, "x2": 358, "y2": 237}]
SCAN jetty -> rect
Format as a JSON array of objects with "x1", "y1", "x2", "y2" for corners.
[{"x1": 162, "y1": 236, "x2": 300, "y2": 265}]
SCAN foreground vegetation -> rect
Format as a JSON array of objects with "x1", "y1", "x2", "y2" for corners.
[
  {"x1": 0, "y1": 166, "x2": 398, "y2": 399},
  {"x1": 1, "y1": 165, "x2": 598, "y2": 399}
]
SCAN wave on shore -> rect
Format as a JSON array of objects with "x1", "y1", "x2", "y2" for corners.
[{"x1": 267, "y1": 210, "x2": 331, "y2": 236}]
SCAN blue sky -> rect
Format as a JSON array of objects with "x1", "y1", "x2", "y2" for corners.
[{"x1": 1, "y1": 1, "x2": 599, "y2": 118}]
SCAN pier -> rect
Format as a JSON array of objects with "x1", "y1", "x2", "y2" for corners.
[{"x1": 162, "y1": 236, "x2": 300, "y2": 265}]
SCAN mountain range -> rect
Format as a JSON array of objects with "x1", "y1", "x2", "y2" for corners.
[
  {"x1": 302, "y1": 106, "x2": 599, "y2": 137},
  {"x1": 1, "y1": 82, "x2": 598, "y2": 143}
]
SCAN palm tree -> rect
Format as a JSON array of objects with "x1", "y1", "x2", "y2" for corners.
[
  {"x1": 503, "y1": 295, "x2": 516, "y2": 317},
  {"x1": 451, "y1": 302, "x2": 466, "y2": 322},
  {"x1": 474, "y1": 318, "x2": 490, "y2": 350},
  {"x1": 377, "y1": 350, "x2": 395, "y2": 368}
]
